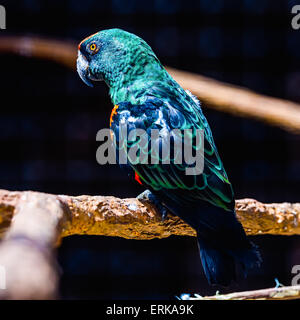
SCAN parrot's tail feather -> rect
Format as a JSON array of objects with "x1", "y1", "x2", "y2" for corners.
[
  {"x1": 197, "y1": 234, "x2": 262, "y2": 286},
  {"x1": 228, "y1": 241, "x2": 262, "y2": 275},
  {"x1": 197, "y1": 235, "x2": 236, "y2": 286},
  {"x1": 159, "y1": 200, "x2": 262, "y2": 286}
]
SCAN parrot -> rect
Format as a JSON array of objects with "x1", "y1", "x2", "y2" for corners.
[{"x1": 77, "y1": 28, "x2": 261, "y2": 286}]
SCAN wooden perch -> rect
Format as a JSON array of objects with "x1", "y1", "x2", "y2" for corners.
[
  {"x1": 184, "y1": 285, "x2": 300, "y2": 300},
  {"x1": 1, "y1": 189, "x2": 300, "y2": 241},
  {"x1": 1, "y1": 35, "x2": 300, "y2": 133},
  {"x1": 0, "y1": 189, "x2": 300, "y2": 300}
]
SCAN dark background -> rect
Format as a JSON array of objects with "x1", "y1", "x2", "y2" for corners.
[{"x1": 0, "y1": 0, "x2": 300, "y2": 299}]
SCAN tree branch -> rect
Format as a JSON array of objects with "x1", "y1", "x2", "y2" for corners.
[
  {"x1": 167, "y1": 67, "x2": 300, "y2": 134},
  {"x1": 1, "y1": 35, "x2": 300, "y2": 133},
  {"x1": 1, "y1": 189, "x2": 300, "y2": 240},
  {"x1": 0, "y1": 192, "x2": 68, "y2": 299},
  {"x1": 1, "y1": 190, "x2": 300, "y2": 299},
  {"x1": 183, "y1": 285, "x2": 300, "y2": 300}
]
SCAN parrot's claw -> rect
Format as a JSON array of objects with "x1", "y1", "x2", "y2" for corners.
[{"x1": 137, "y1": 190, "x2": 168, "y2": 221}]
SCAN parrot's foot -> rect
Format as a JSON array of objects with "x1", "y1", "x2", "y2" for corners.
[{"x1": 137, "y1": 190, "x2": 168, "y2": 221}]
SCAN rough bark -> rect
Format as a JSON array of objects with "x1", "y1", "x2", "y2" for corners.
[
  {"x1": 1, "y1": 190, "x2": 300, "y2": 300},
  {"x1": 1, "y1": 190, "x2": 300, "y2": 240}
]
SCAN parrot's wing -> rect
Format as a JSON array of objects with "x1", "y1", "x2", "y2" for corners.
[{"x1": 110, "y1": 95, "x2": 234, "y2": 211}]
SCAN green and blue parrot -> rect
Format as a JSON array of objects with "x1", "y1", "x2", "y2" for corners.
[{"x1": 77, "y1": 28, "x2": 261, "y2": 286}]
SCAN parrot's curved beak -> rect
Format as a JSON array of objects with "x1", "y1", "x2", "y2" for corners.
[{"x1": 77, "y1": 51, "x2": 94, "y2": 87}]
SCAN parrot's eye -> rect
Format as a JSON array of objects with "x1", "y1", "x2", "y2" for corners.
[{"x1": 89, "y1": 43, "x2": 98, "y2": 53}]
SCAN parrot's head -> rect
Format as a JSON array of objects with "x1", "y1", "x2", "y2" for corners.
[{"x1": 77, "y1": 28, "x2": 161, "y2": 88}]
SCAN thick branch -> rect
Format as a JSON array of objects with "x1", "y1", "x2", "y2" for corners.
[
  {"x1": 1, "y1": 35, "x2": 300, "y2": 133},
  {"x1": 184, "y1": 285, "x2": 300, "y2": 300},
  {"x1": 1, "y1": 190, "x2": 300, "y2": 240},
  {"x1": 0, "y1": 192, "x2": 68, "y2": 299},
  {"x1": 0, "y1": 189, "x2": 300, "y2": 300}
]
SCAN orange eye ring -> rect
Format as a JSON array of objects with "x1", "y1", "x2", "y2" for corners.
[{"x1": 90, "y1": 43, "x2": 97, "y2": 52}]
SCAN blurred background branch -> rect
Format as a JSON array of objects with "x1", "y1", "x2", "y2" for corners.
[
  {"x1": 1, "y1": 35, "x2": 300, "y2": 134},
  {"x1": 0, "y1": 192, "x2": 66, "y2": 299}
]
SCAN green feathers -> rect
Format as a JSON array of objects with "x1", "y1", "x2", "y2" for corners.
[
  {"x1": 77, "y1": 28, "x2": 261, "y2": 287},
  {"x1": 78, "y1": 28, "x2": 234, "y2": 211}
]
